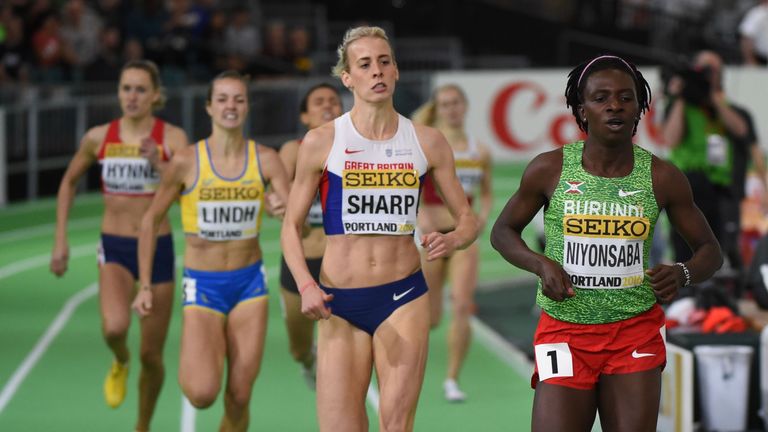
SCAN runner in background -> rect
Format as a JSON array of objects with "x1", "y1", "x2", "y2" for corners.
[
  {"x1": 412, "y1": 83, "x2": 492, "y2": 402},
  {"x1": 278, "y1": 83, "x2": 343, "y2": 389},
  {"x1": 50, "y1": 60, "x2": 189, "y2": 432},
  {"x1": 133, "y1": 70, "x2": 289, "y2": 431}
]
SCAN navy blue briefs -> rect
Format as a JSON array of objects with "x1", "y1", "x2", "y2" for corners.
[
  {"x1": 320, "y1": 271, "x2": 428, "y2": 336},
  {"x1": 99, "y1": 233, "x2": 175, "y2": 283}
]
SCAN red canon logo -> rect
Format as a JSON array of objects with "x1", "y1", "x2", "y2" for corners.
[{"x1": 490, "y1": 81, "x2": 663, "y2": 152}]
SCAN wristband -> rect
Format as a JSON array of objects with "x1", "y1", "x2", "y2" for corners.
[
  {"x1": 298, "y1": 280, "x2": 316, "y2": 295},
  {"x1": 674, "y1": 262, "x2": 691, "y2": 287}
]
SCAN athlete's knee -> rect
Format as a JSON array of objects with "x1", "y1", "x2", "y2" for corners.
[
  {"x1": 379, "y1": 412, "x2": 412, "y2": 432},
  {"x1": 101, "y1": 320, "x2": 129, "y2": 344},
  {"x1": 138, "y1": 347, "x2": 163, "y2": 370},
  {"x1": 451, "y1": 297, "x2": 475, "y2": 318},
  {"x1": 288, "y1": 343, "x2": 311, "y2": 363},
  {"x1": 182, "y1": 381, "x2": 220, "y2": 409},
  {"x1": 224, "y1": 383, "x2": 254, "y2": 409}
]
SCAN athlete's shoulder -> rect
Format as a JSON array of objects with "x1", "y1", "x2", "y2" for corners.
[
  {"x1": 84, "y1": 122, "x2": 111, "y2": 144},
  {"x1": 303, "y1": 121, "x2": 335, "y2": 149},
  {"x1": 162, "y1": 122, "x2": 190, "y2": 151},
  {"x1": 529, "y1": 147, "x2": 564, "y2": 173}
]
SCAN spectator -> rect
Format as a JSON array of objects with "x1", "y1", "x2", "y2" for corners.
[
  {"x1": 0, "y1": 15, "x2": 30, "y2": 84},
  {"x1": 123, "y1": 37, "x2": 144, "y2": 63},
  {"x1": 32, "y1": 13, "x2": 74, "y2": 82},
  {"x1": 84, "y1": 25, "x2": 122, "y2": 83},
  {"x1": 201, "y1": 9, "x2": 228, "y2": 73},
  {"x1": 223, "y1": 6, "x2": 261, "y2": 72},
  {"x1": 60, "y1": 0, "x2": 103, "y2": 72},
  {"x1": 739, "y1": 0, "x2": 768, "y2": 65},
  {"x1": 288, "y1": 25, "x2": 313, "y2": 75},
  {"x1": 661, "y1": 50, "x2": 749, "y2": 266}
]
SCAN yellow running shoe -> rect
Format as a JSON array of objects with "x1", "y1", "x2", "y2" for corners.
[{"x1": 103, "y1": 360, "x2": 128, "y2": 408}]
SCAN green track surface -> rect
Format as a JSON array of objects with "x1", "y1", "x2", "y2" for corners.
[{"x1": 0, "y1": 163, "x2": 542, "y2": 431}]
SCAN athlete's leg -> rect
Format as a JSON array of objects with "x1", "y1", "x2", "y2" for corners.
[
  {"x1": 219, "y1": 298, "x2": 269, "y2": 432},
  {"x1": 421, "y1": 253, "x2": 447, "y2": 328},
  {"x1": 280, "y1": 288, "x2": 316, "y2": 368},
  {"x1": 134, "y1": 280, "x2": 174, "y2": 432},
  {"x1": 446, "y1": 243, "x2": 479, "y2": 382},
  {"x1": 317, "y1": 315, "x2": 374, "y2": 432},
  {"x1": 178, "y1": 308, "x2": 227, "y2": 409},
  {"x1": 532, "y1": 382, "x2": 598, "y2": 432},
  {"x1": 596, "y1": 368, "x2": 661, "y2": 432},
  {"x1": 373, "y1": 294, "x2": 430, "y2": 432},
  {"x1": 99, "y1": 263, "x2": 134, "y2": 364},
  {"x1": 99, "y1": 263, "x2": 135, "y2": 409}
]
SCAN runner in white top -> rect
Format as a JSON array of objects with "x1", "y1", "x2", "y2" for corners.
[{"x1": 281, "y1": 26, "x2": 478, "y2": 431}]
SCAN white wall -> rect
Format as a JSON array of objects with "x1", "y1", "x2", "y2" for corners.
[{"x1": 433, "y1": 67, "x2": 767, "y2": 161}]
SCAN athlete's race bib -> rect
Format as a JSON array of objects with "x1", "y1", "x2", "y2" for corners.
[
  {"x1": 101, "y1": 144, "x2": 161, "y2": 194},
  {"x1": 341, "y1": 166, "x2": 420, "y2": 234},
  {"x1": 562, "y1": 214, "x2": 650, "y2": 289},
  {"x1": 196, "y1": 201, "x2": 261, "y2": 240}
]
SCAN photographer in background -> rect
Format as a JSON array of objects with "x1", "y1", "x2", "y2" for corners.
[{"x1": 662, "y1": 50, "x2": 750, "y2": 271}]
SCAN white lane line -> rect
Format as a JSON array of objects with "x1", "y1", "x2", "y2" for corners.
[
  {"x1": 366, "y1": 382, "x2": 380, "y2": 412},
  {"x1": 181, "y1": 397, "x2": 195, "y2": 432},
  {"x1": 0, "y1": 282, "x2": 98, "y2": 413},
  {"x1": 0, "y1": 217, "x2": 102, "y2": 244},
  {"x1": 0, "y1": 243, "x2": 97, "y2": 281}
]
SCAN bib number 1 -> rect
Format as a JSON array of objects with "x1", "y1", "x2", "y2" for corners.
[{"x1": 534, "y1": 342, "x2": 574, "y2": 381}]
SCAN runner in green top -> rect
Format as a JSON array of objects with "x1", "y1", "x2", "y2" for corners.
[{"x1": 491, "y1": 55, "x2": 722, "y2": 432}]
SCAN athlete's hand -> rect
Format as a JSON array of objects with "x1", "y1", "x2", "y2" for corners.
[
  {"x1": 139, "y1": 137, "x2": 160, "y2": 167},
  {"x1": 538, "y1": 257, "x2": 575, "y2": 302},
  {"x1": 50, "y1": 242, "x2": 70, "y2": 277},
  {"x1": 421, "y1": 231, "x2": 457, "y2": 261},
  {"x1": 132, "y1": 288, "x2": 154, "y2": 317},
  {"x1": 300, "y1": 282, "x2": 334, "y2": 320},
  {"x1": 264, "y1": 191, "x2": 286, "y2": 219},
  {"x1": 646, "y1": 265, "x2": 680, "y2": 304}
]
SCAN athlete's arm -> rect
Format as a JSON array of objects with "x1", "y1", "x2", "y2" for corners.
[
  {"x1": 490, "y1": 150, "x2": 575, "y2": 301},
  {"x1": 278, "y1": 139, "x2": 300, "y2": 181},
  {"x1": 646, "y1": 157, "x2": 722, "y2": 303},
  {"x1": 139, "y1": 123, "x2": 190, "y2": 173},
  {"x1": 477, "y1": 143, "x2": 493, "y2": 232},
  {"x1": 417, "y1": 125, "x2": 478, "y2": 261},
  {"x1": 258, "y1": 144, "x2": 290, "y2": 219},
  {"x1": 280, "y1": 126, "x2": 334, "y2": 320},
  {"x1": 50, "y1": 126, "x2": 103, "y2": 277},
  {"x1": 133, "y1": 145, "x2": 193, "y2": 316}
]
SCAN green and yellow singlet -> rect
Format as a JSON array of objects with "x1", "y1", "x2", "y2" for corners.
[{"x1": 539, "y1": 141, "x2": 660, "y2": 324}]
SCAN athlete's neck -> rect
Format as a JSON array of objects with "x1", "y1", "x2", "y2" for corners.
[
  {"x1": 439, "y1": 126, "x2": 467, "y2": 149},
  {"x1": 349, "y1": 104, "x2": 398, "y2": 140},
  {"x1": 209, "y1": 128, "x2": 246, "y2": 157},
  {"x1": 582, "y1": 139, "x2": 634, "y2": 178},
  {"x1": 119, "y1": 116, "x2": 154, "y2": 139}
]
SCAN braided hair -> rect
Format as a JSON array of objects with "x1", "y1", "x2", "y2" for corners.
[{"x1": 564, "y1": 55, "x2": 651, "y2": 136}]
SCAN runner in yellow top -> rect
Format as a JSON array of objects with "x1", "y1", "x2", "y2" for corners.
[
  {"x1": 133, "y1": 70, "x2": 289, "y2": 432},
  {"x1": 50, "y1": 60, "x2": 188, "y2": 432}
]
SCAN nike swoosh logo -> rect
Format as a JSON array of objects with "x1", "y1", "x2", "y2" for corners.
[
  {"x1": 393, "y1": 287, "x2": 415, "y2": 301},
  {"x1": 345, "y1": 148, "x2": 364, "y2": 154},
  {"x1": 618, "y1": 189, "x2": 643, "y2": 197},
  {"x1": 631, "y1": 349, "x2": 656, "y2": 358}
]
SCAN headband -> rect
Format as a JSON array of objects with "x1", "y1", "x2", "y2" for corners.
[{"x1": 577, "y1": 55, "x2": 635, "y2": 88}]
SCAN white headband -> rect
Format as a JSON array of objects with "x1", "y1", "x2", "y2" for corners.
[{"x1": 577, "y1": 55, "x2": 635, "y2": 88}]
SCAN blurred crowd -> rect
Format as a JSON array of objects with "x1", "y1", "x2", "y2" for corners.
[{"x1": 0, "y1": 0, "x2": 317, "y2": 87}]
